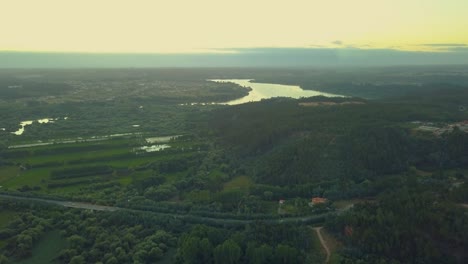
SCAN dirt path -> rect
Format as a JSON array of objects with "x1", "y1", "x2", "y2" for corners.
[{"x1": 313, "y1": 226, "x2": 330, "y2": 264}]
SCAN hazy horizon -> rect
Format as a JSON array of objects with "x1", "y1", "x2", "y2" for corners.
[{"x1": 2, "y1": 47, "x2": 468, "y2": 68}]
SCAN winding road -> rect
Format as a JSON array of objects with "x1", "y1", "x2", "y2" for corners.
[{"x1": 0, "y1": 194, "x2": 352, "y2": 226}]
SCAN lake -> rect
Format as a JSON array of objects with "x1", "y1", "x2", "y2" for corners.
[{"x1": 210, "y1": 79, "x2": 344, "y2": 105}]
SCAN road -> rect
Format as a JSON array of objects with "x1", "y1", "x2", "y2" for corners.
[
  {"x1": 313, "y1": 226, "x2": 330, "y2": 264},
  {"x1": 0, "y1": 194, "x2": 119, "y2": 211},
  {"x1": 0, "y1": 194, "x2": 353, "y2": 226}
]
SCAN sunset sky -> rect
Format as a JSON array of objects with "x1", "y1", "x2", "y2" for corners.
[{"x1": 1, "y1": 0, "x2": 467, "y2": 53}]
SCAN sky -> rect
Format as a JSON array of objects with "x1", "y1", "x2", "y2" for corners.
[
  {"x1": 2, "y1": 0, "x2": 468, "y2": 53},
  {"x1": 1, "y1": 0, "x2": 468, "y2": 67}
]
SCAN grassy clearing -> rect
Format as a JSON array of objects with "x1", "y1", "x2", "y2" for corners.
[
  {"x1": 333, "y1": 199, "x2": 368, "y2": 210},
  {"x1": 0, "y1": 166, "x2": 20, "y2": 185},
  {"x1": 2, "y1": 167, "x2": 50, "y2": 189},
  {"x1": 16, "y1": 230, "x2": 67, "y2": 264},
  {"x1": 223, "y1": 176, "x2": 253, "y2": 192},
  {"x1": 412, "y1": 167, "x2": 433, "y2": 177},
  {"x1": 117, "y1": 176, "x2": 134, "y2": 186},
  {"x1": 0, "y1": 210, "x2": 17, "y2": 229}
]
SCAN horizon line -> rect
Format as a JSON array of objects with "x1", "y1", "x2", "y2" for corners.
[{"x1": 1, "y1": 45, "x2": 467, "y2": 54}]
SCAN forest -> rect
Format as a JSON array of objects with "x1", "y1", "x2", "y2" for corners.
[{"x1": 0, "y1": 67, "x2": 467, "y2": 263}]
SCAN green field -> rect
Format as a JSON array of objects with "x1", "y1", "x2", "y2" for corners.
[{"x1": 1, "y1": 135, "x2": 203, "y2": 201}]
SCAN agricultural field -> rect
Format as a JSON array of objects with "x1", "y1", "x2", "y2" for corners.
[{"x1": 1, "y1": 134, "x2": 207, "y2": 203}]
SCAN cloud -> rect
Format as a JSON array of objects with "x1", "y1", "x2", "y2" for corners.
[
  {"x1": 415, "y1": 43, "x2": 468, "y2": 52},
  {"x1": 309, "y1": 44, "x2": 325, "y2": 48},
  {"x1": 443, "y1": 46, "x2": 468, "y2": 52},
  {"x1": 332, "y1": 40, "x2": 343, "y2": 45},
  {"x1": 421, "y1": 43, "x2": 467, "y2": 47}
]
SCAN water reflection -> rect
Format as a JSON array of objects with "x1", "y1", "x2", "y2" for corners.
[{"x1": 212, "y1": 79, "x2": 343, "y2": 105}]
